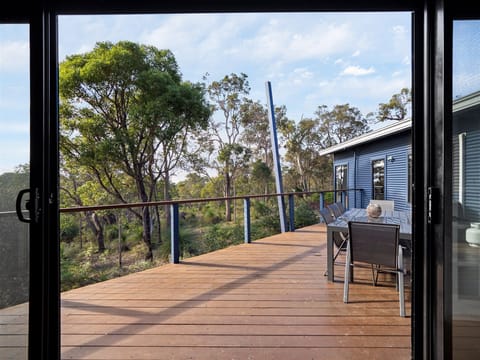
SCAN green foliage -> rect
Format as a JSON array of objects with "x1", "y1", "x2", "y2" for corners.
[
  {"x1": 293, "y1": 200, "x2": 319, "y2": 228},
  {"x1": 252, "y1": 200, "x2": 272, "y2": 219},
  {"x1": 158, "y1": 227, "x2": 200, "y2": 261},
  {"x1": 201, "y1": 205, "x2": 223, "y2": 225},
  {"x1": 323, "y1": 192, "x2": 334, "y2": 205},
  {"x1": 377, "y1": 88, "x2": 411, "y2": 122},
  {"x1": 105, "y1": 225, "x2": 119, "y2": 241},
  {"x1": 314, "y1": 103, "x2": 371, "y2": 147},
  {"x1": 60, "y1": 238, "x2": 165, "y2": 292},
  {"x1": 60, "y1": 215, "x2": 80, "y2": 242},
  {"x1": 202, "y1": 223, "x2": 244, "y2": 252},
  {"x1": 0, "y1": 167, "x2": 29, "y2": 212}
]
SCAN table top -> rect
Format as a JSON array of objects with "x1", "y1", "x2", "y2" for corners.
[{"x1": 327, "y1": 208, "x2": 412, "y2": 241}]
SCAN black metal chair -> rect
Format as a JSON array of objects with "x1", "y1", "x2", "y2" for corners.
[
  {"x1": 320, "y1": 207, "x2": 348, "y2": 276},
  {"x1": 327, "y1": 202, "x2": 344, "y2": 218},
  {"x1": 343, "y1": 221, "x2": 406, "y2": 317},
  {"x1": 335, "y1": 201, "x2": 346, "y2": 214}
]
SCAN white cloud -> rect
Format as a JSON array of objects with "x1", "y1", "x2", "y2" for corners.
[
  {"x1": 243, "y1": 21, "x2": 355, "y2": 63},
  {"x1": 0, "y1": 41, "x2": 29, "y2": 71},
  {"x1": 341, "y1": 65, "x2": 375, "y2": 76},
  {"x1": 0, "y1": 121, "x2": 29, "y2": 133},
  {"x1": 293, "y1": 67, "x2": 314, "y2": 79},
  {"x1": 393, "y1": 25, "x2": 407, "y2": 35},
  {"x1": 352, "y1": 50, "x2": 361, "y2": 57}
]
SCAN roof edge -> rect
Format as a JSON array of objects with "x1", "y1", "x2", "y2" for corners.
[{"x1": 319, "y1": 118, "x2": 411, "y2": 156}]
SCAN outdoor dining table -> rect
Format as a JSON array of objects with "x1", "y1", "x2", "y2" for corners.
[{"x1": 326, "y1": 207, "x2": 412, "y2": 282}]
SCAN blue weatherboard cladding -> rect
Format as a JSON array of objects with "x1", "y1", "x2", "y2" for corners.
[
  {"x1": 465, "y1": 130, "x2": 480, "y2": 220},
  {"x1": 453, "y1": 104, "x2": 480, "y2": 222},
  {"x1": 333, "y1": 130, "x2": 412, "y2": 211}
]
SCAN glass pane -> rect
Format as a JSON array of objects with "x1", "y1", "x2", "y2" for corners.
[
  {"x1": 0, "y1": 24, "x2": 30, "y2": 359},
  {"x1": 372, "y1": 159, "x2": 385, "y2": 200},
  {"x1": 335, "y1": 164, "x2": 348, "y2": 203},
  {"x1": 452, "y1": 20, "x2": 480, "y2": 359}
]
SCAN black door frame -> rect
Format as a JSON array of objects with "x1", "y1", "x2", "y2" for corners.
[
  {"x1": 1, "y1": 6, "x2": 60, "y2": 360},
  {"x1": 10, "y1": 1, "x2": 467, "y2": 359},
  {"x1": 30, "y1": 8, "x2": 61, "y2": 359},
  {"x1": 426, "y1": 1, "x2": 480, "y2": 359}
]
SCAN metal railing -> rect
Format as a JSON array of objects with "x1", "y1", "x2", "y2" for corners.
[{"x1": 59, "y1": 188, "x2": 364, "y2": 264}]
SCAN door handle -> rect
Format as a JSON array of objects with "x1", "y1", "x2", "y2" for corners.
[{"x1": 16, "y1": 188, "x2": 32, "y2": 223}]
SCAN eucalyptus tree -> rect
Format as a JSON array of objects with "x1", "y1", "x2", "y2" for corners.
[
  {"x1": 239, "y1": 99, "x2": 288, "y2": 169},
  {"x1": 278, "y1": 118, "x2": 326, "y2": 192},
  {"x1": 197, "y1": 73, "x2": 252, "y2": 221},
  {"x1": 59, "y1": 41, "x2": 210, "y2": 260},
  {"x1": 376, "y1": 87, "x2": 412, "y2": 122},
  {"x1": 314, "y1": 104, "x2": 371, "y2": 148}
]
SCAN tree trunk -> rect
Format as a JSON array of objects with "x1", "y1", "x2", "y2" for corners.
[
  {"x1": 154, "y1": 205, "x2": 162, "y2": 244},
  {"x1": 85, "y1": 211, "x2": 105, "y2": 253},
  {"x1": 142, "y1": 206, "x2": 153, "y2": 261},
  {"x1": 136, "y1": 174, "x2": 153, "y2": 261}
]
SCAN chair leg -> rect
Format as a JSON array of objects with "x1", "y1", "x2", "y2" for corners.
[
  {"x1": 324, "y1": 237, "x2": 348, "y2": 277},
  {"x1": 343, "y1": 241, "x2": 351, "y2": 303},
  {"x1": 371, "y1": 265, "x2": 380, "y2": 286},
  {"x1": 398, "y1": 246, "x2": 406, "y2": 317}
]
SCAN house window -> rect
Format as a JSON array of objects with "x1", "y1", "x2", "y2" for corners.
[
  {"x1": 372, "y1": 159, "x2": 385, "y2": 200},
  {"x1": 335, "y1": 164, "x2": 348, "y2": 202},
  {"x1": 408, "y1": 153, "x2": 413, "y2": 203}
]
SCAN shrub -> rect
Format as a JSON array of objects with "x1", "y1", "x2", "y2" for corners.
[
  {"x1": 202, "y1": 223, "x2": 243, "y2": 252},
  {"x1": 294, "y1": 200, "x2": 318, "y2": 228},
  {"x1": 157, "y1": 227, "x2": 201, "y2": 261},
  {"x1": 60, "y1": 214, "x2": 80, "y2": 242}
]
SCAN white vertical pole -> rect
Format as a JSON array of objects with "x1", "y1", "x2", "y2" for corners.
[{"x1": 266, "y1": 81, "x2": 287, "y2": 233}]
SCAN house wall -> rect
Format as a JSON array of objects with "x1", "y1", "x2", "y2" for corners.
[
  {"x1": 333, "y1": 130, "x2": 412, "y2": 211},
  {"x1": 453, "y1": 105, "x2": 480, "y2": 221}
]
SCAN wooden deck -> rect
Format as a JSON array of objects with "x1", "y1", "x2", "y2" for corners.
[{"x1": 60, "y1": 223, "x2": 411, "y2": 359}]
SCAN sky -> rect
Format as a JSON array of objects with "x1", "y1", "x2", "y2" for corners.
[
  {"x1": 453, "y1": 20, "x2": 480, "y2": 99},
  {"x1": 1, "y1": 12, "x2": 416, "y2": 174}
]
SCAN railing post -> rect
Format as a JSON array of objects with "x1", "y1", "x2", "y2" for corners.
[
  {"x1": 288, "y1": 194, "x2": 295, "y2": 232},
  {"x1": 170, "y1": 203, "x2": 180, "y2": 264},
  {"x1": 320, "y1": 192, "x2": 325, "y2": 209},
  {"x1": 118, "y1": 211, "x2": 124, "y2": 268},
  {"x1": 244, "y1": 198, "x2": 251, "y2": 243}
]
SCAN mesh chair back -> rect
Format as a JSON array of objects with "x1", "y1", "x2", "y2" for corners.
[
  {"x1": 348, "y1": 221, "x2": 399, "y2": 268},
  {"x1": 327, "y1": 203, "x2": 343, "y2": 218},
  {"x1": 320, "y1": 207, "x2": 347, "y2": 250},
  {"x1": 319, "y1": 207, "x2": 335, "y2": 224},
  {"x1": 335, "y1": 201, "x2": 346, "y2": 214}
]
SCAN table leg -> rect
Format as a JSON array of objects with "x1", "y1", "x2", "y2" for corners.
[{"x1": 327, "y1": 228, "x2": 334, "y2": 281}]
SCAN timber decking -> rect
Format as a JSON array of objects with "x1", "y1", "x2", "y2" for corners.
[{"x1": 60, "y1": 223, "x2": 411, "y2": 359}]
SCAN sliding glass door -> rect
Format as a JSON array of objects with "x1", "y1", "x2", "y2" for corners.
[
  {"x1": 450, "y1": 19, "x2": 480, "y2": 358},
  {"x1": 0, "y1": 23, "x2": 30, "y2": 359}
]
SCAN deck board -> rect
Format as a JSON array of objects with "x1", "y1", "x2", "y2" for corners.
[{"x1": 60, "y1": 223, "x2": 411, "y2": 359}]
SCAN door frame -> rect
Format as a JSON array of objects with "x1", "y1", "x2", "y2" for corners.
[
  {"x1": 1, "y1": 7, "x2": 60, "y2": 360},
  {"x1": 29, "y1": 9, "x2": 61, "y2": 360},
  {"x1": 7, "y1": 1, "x2": 454, "y2": 359},
  {"x1": 426, "y1": 1, "x2": 480, "y2": 358}
]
